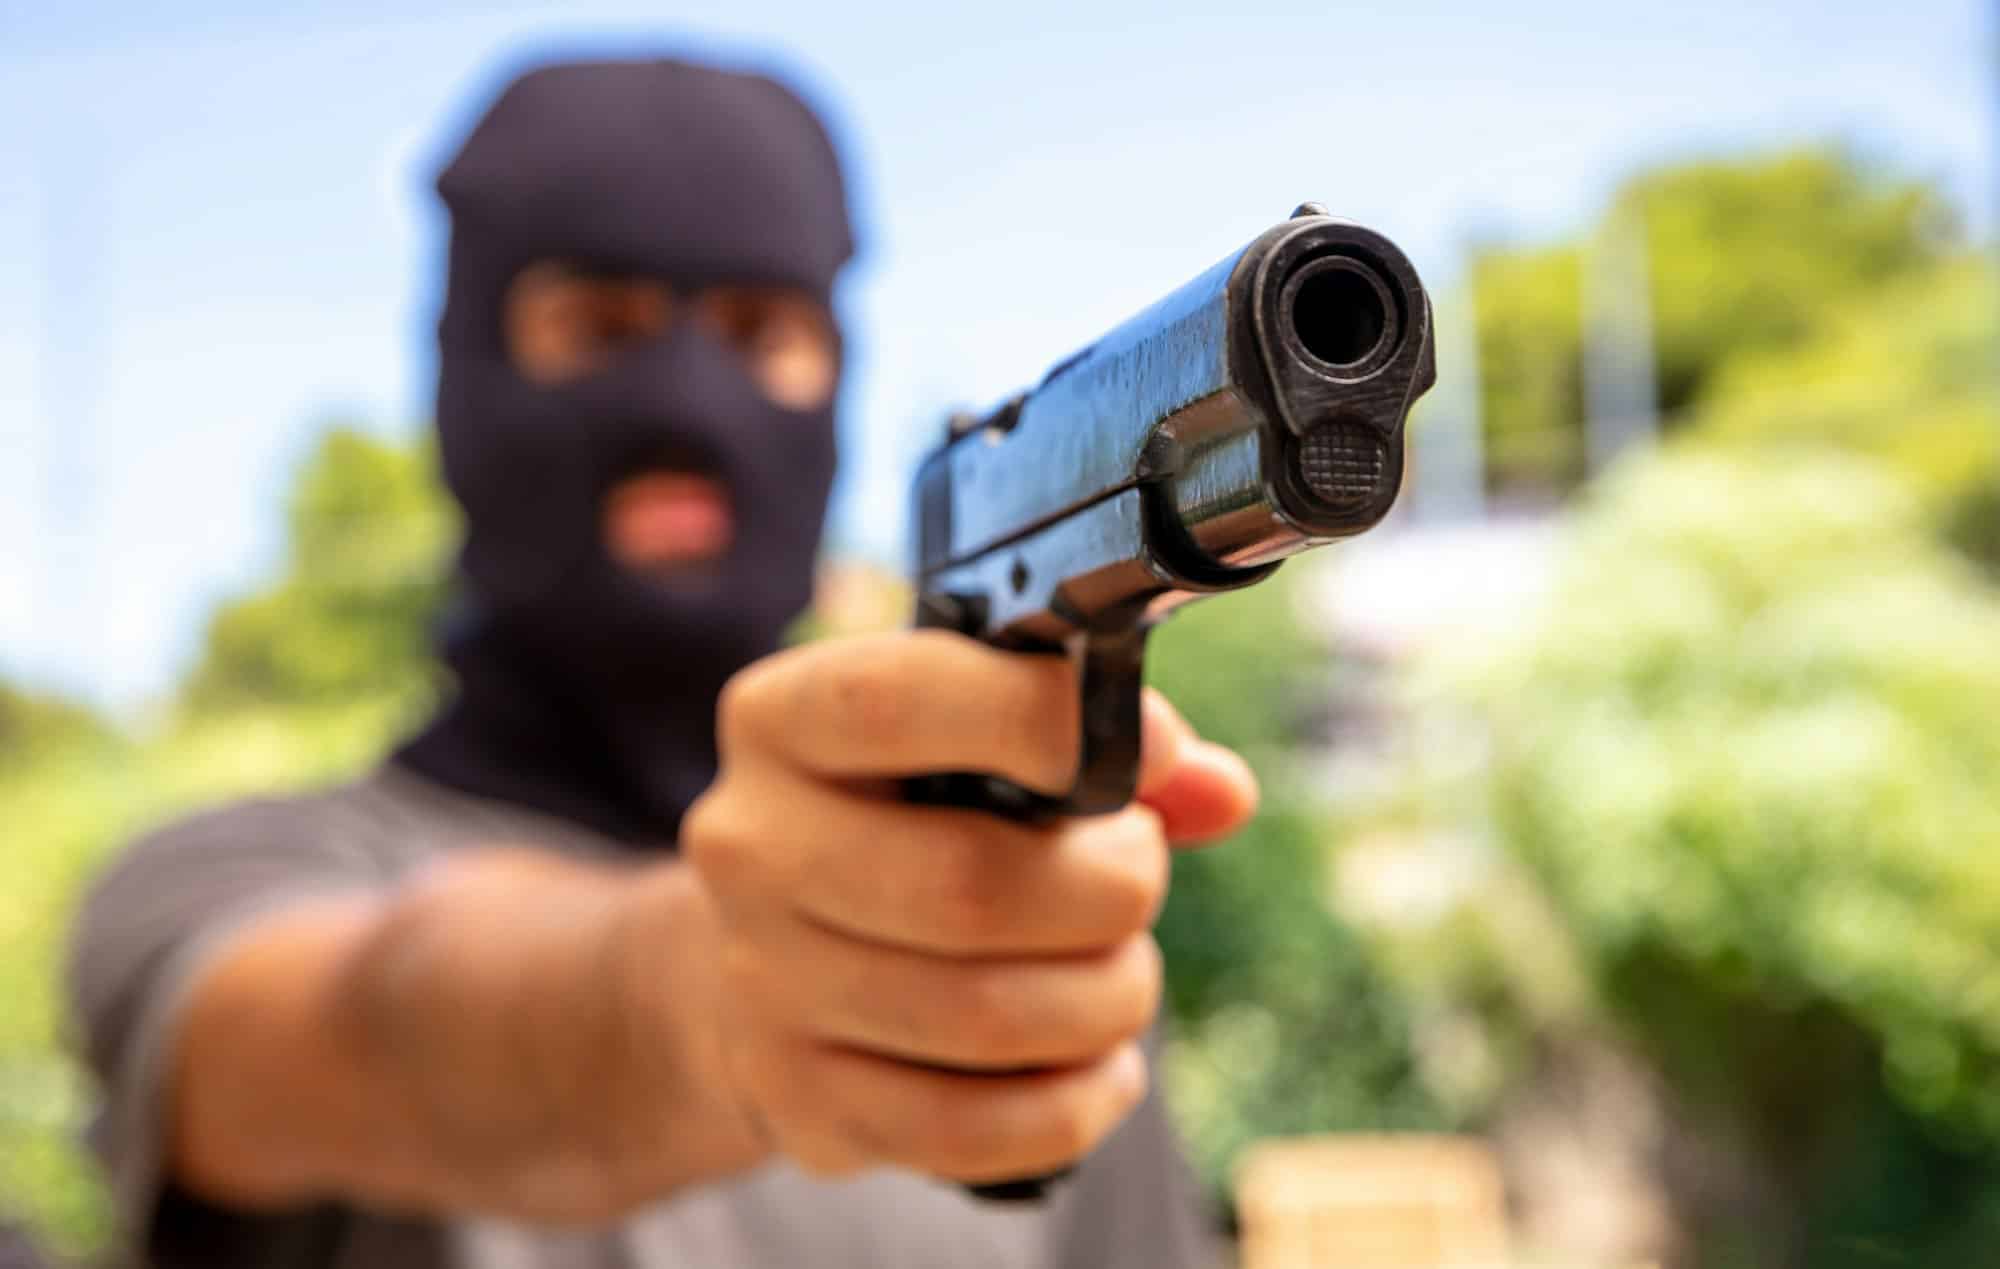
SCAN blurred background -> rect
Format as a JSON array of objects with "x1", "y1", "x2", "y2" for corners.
[{"x1": 0, "y1": 2, "x2": 1993, "y2": 1266}]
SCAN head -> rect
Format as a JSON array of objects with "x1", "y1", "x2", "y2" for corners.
[
  {"x1": 406, "y1": 56, "x2": 856, "y2": 842},
  {"x1": 433, "y1": 56, "x2": 855, "y2": 685}
]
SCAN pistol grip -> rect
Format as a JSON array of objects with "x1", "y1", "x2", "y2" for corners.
[{"x1": 903, "y1": 607, "x2": 1152, "y2": 1202}]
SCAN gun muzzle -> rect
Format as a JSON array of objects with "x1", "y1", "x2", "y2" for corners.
[{"x1": 1161, "y1": 210, "x2": 1433, "y2": 573}]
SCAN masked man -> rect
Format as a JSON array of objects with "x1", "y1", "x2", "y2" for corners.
[{"x1": 69, "y1": 56, "x2": 1258, "y2": 1269}]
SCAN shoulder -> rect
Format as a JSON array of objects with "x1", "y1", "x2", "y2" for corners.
[
  {"x1": 113, "y1": 761, "x2": 608, "y2": 878},
  {"x1": 70, "y1": 772, "x2": 438, "y2": 973},
  {"x1": 71, "y1": 764, "x2": 622, "y2": 981},
  {"x1": 116, "y1": 777, "x2": 404, "y2": 878}
]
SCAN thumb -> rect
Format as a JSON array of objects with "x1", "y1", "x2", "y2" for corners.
[{"x1": 1135, "y1": 690, "x2": 1259, "y2": 846}]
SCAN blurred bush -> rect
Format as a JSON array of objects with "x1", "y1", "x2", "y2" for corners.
[
  {"x1": 1625, "y1": 149, "x2": 1956, "y2": 416},
  {"x1": 1357, "y1": 141, "x2": 1998, "y2": 1269},
  {"x1": 1347, "y1": 451, "x2": 2000, "y2": 1266},
  {"x1": 1697, "y1": 259, "x2": 1996, "y2": 492},
  {"x1": 0, "y1": 689, "x2": 108, "y2": 771},
  {"x1": 180, "y1": 429, "x2": 455, "y2": 713},
  {"x1": 1475, "y1": 146, "x2": 1963, "y2": 492}
]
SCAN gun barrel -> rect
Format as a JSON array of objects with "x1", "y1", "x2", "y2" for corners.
[
  {"x1": 913, "y1": 207, "x2": 1434, "y2": 645},
  {"x1": 1162, "y1": 219, "x2": 1431, "y2": 571}
]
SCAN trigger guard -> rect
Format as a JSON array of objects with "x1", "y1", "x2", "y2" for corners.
[{"x1": 904, "y1": 600, "x2": 1152, "y2": 821}]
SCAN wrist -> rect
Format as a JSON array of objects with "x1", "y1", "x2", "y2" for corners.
[{"x1": 606, "y1": 861, "x2": 773, "y2": 1191}]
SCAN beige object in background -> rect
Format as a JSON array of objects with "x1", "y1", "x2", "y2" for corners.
[{"x1": 1235, "y1": 1135, "x2": 1511, "y2": 1269}]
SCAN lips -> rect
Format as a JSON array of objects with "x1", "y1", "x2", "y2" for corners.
[{"x1": 602, "y1": 470, "x2": 735, "y2": 570}]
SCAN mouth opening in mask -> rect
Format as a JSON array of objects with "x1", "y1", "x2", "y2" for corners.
[{"x1": 602, "y1": 467, "x2": 735, "y2": 575}]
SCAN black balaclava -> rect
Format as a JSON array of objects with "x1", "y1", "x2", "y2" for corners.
[{"x1": 395, "y1": 58, "x2": 855, "y2": 847}]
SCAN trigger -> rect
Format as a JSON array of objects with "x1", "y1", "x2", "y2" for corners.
[{"x1": 1062, "y1": 616, "x2": 1151, "y2": 816}]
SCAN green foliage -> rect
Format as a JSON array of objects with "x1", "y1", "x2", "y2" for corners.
[
  {"x1": 0, "y1": 745, "x2": 130, "y2": 1257},
  {"x1": 0, "y1": 686, "x2": 108, "y2": 771},
  {"x1": 1472, "y1": 244, "x2": 1586, "y2": 490},
  {"x1": 1356, "y1": 145, "x2": 1988, "y2": 1264},
  {"x1": 1699, "y1": 259, "x2": 1998, "y2": 495},
  {"x1": 1149, "y1": 571, "x2": 1443, "y2": 1203},
  {"x1": 1471, "y1": 147, "x2": 1959, "y2": 492},
  {"x1": 180, "y1": 427, "x2": 456, "y2": 713},
  {"x1": 1368, "y1": 450, "x2": 2000, "y2": 1261},
  {"x1": 1623, "y1": 148, "x2": 1957, "y2": 415},
  {"x1": 0, "y1": 700, "x2": 411, "y2": 1258},
  {"x1": 1801, "y1": 1082, "x2": 2000, "y2": 1269},
  {"x1": 1944, "y1": 472, "x2": 2000, "y2": 580},
  {"x1": 1486, "y1": 454, "x2": 2000, "y2": 1119}
]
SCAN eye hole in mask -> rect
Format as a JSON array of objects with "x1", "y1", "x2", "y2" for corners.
[{"x1": 505, "y1": 259, "x2": 838, "y2": 410}]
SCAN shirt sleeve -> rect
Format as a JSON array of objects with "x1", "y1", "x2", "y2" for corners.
[{"x1": 64, "y1": 794, "x2": 386, "y2": 1268}]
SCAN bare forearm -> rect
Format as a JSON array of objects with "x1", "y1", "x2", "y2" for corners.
[{"x1": 169, "y1": 851, "x2": 766, "y2": 1223}]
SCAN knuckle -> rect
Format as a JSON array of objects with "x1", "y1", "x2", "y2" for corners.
[
  {"x1": 924, "y1": 835, "x2": 1010, "y2": 948},
  {"x1": 1093, "y1": 810, "x2": 1171, "y2": 934},
  {"x1": 824, "y1": 643, "x2": 915, "y2": 752},
  {"x1": 952, "y1": 967, "x2": 1028, "y2": 1058},
  {"x1": 905, "y1": 626, "x2": 969, "y2": 660},
  {"x1": 679, "y1": 790, "x2": 726, "y2": 867},
  {"x1": 679, "y1": 790, "x2": 754, "y2": 885},
  {"x1": 715, "y1": 660, "x2": 779, "y2": 755},
  {"x1": 1111, "y1": 937, "x2": 1164, "y2": 1039},
  {"x1": 1125, "y1": 810, "x2": 1172, "y2": 923}
]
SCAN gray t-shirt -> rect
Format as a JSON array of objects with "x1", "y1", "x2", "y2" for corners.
[{"x1": 67, "y1": 764, "x2": 1219, "y2": 1269}]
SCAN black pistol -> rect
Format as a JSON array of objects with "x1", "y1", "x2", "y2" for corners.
[{"x1": 907, "y1": 204, "x2": 1435, "y2": 1201}]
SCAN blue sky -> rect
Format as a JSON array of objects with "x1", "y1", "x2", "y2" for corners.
[{"x1": 0, "y1": 0, "x2": 1990, "y2": 706}]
